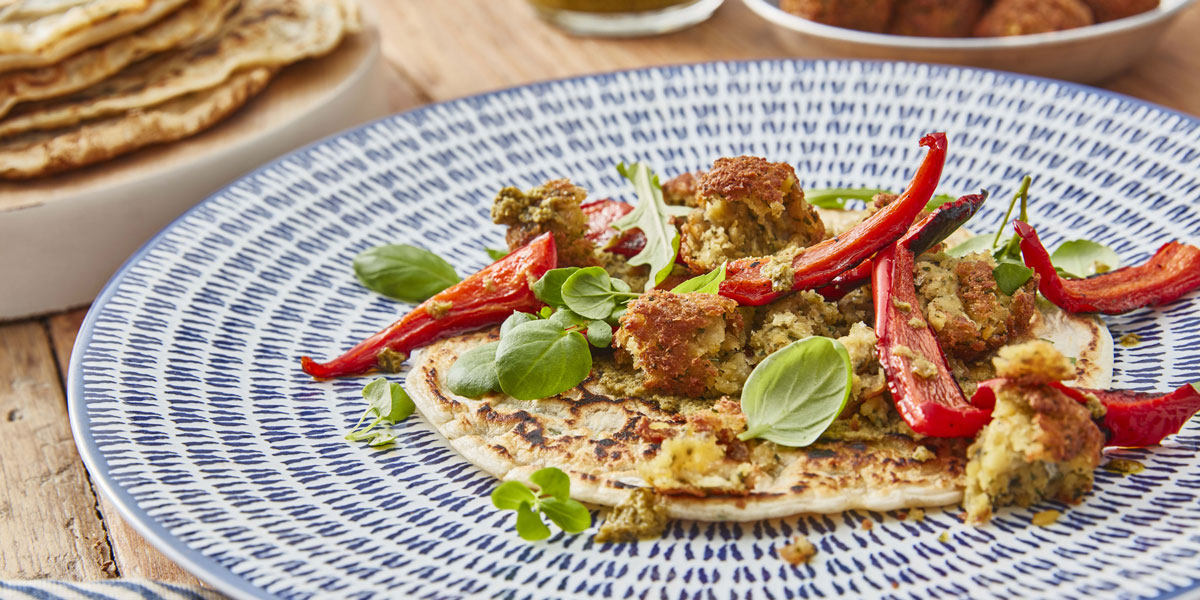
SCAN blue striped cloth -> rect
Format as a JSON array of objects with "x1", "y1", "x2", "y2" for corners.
[{"x1": 0, "y1": 580, "x2": 226, "y2": 600}]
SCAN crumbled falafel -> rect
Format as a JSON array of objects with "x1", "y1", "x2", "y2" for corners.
[
  {"x1": 491, "y1": 178, "x2": 598, "y2": 267},
  {"x1": 680, "y1": 156, "x2": 825, "y2": 273},
  {"x1": 615, "y1": 290, "x2": 749, "y2": 398},
  {"x1": 779, "y1": 0, "x2": 896, "y2": 32},
  {"x1": 662, "y1": 171, "x2": 704, "y2": 208},
  {"x1": 974, "y1": 0, "x2": 1094, "y2": 36},
  {"x1": 888, "y1": 0, "x2": 984, "y2": 37}
]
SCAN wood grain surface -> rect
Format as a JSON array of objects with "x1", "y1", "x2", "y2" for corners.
[{"x1": 3, "y1": 0, "x2": 1200, "y2": 590}]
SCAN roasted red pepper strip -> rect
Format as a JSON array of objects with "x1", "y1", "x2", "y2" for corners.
[
  {"x1": 1014, "y1": 220, "x2": 1200, "y2": 315},
  {"x1": 972, "y1": 379, "x2": 1200, "y2": 447},
  {"x1": 720, "y1": 132, "x2": 948, "y2": 306},
  {"x1": 873, "y1": 221, "x2": 991, "y2": 437},
  {"x1": 817, "y1": 192, "x2": 987, "y2": 300},
  {"x1": 300, "y1": 233, "x2": 557, "y2": 378},
  {"x1": 581, "y1": 199, "x2": 645, "y2": 258}
]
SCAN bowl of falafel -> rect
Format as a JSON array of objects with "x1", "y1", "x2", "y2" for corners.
[{"x1": 743, "y1": 0, "x2": 1198, "y2": 82}]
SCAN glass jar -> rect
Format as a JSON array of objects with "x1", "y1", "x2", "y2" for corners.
[{"x1": 528, "y1": 0, "x2": 724, "y2": 37}]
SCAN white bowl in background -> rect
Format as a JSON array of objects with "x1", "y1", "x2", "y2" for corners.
[{"x1": 743, "y1": 0, "x2": 1199, "y2": 83}]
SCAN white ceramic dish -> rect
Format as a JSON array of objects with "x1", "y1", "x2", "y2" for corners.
[
  {"x1": 0, "y1": 25, "x2": 388, "y2": 321},
  {"x1": 743, "y1": 0, "x2": 1199, "y2": 83}
]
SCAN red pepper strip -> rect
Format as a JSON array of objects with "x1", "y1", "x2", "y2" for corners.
[
  {"x1": 873, "y1": 226, "x2": 992, "y2": 437},
  {"x1": 300, "y1": 233, "x2": 557, "y2": 378},
  {"x1": 720, "y1": 132, "x2": 948, "y2": 306},
  {"x1": 972, "y1": 379, "x2": 1200, "y2": 448},
  {"x1": 1013, "y1": 220, "x2": 1200, "y2": 315},
  {"x1": 817, "y1": 192, "x2": 987, "y2": 300},
  {"x1": 581, "y1": 199, "x2": 645, "y2": 258}
]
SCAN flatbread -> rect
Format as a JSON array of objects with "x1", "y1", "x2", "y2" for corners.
[
  {"x1": 0, "y1": 66, "x2": 273, "y2": 179},
  {"x1": 407, "y1": 305, "x2": 1112, "y2": 521},
  {"x1": 0, "y1": 0, "x2": 238, "y2": 120},
  {"x1": 0, "y1": 0, "x2": 191, "y2": 67},
  {"x1": 0, "y1": 0, "x2": 355, "y2": 139}
]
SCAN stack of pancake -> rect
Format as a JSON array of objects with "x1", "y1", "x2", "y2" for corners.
[{"x1": 0, "y1": 0, "x2": 360, "y2": 179}]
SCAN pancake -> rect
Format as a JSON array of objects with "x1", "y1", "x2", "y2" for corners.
[
  {"x1": 407, "y1": 302, "x2": 1112, "y2": 521},
  {"x1": 0, "y1": 0, "x2": 191, "y2": 68}
]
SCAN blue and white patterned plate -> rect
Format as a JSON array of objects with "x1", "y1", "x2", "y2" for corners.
[{"x1": 69, "y1": 60, "x2": 1200, "y2": 600}]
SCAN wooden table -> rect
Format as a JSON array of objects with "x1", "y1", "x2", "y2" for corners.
[{"x1": 4, "y1": 0, "x2": 1200, "y2": 590}]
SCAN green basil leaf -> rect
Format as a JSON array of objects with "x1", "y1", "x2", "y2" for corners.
[
  {"x1": 671, "y1": 263, "x2": 726, "y2": 294},
  {"x1": 946, "y1": 234, "x2": 996, "y2": 258},
  {"x1": 529, "y1": 467, "x2": 571, "y2": 501},
  {"x1": 486, "y1": 247, "x2": 509, "y2": 261},
  {"x1": 613, "y1": 162, "x2": 683, "y2": 291},
  {"x1": 386, "y1": 381, "x2": 416, "y2": 422},
  {"x1": 492, "y1": 480, "x2": 537, "y2": 510},
  {"x1": 1050, "y1": 240, "x2": 1121, "y2": 278},
  {"x1": 501, "y1": 312, "x2": 538, "y2": 337},
  {"x1": 540, "y1": 497, "x2": 591, "y2": 533},
  {"x1": 585, "y1": 320, "x2": 613, "y2": 348},
  {"x1": 533, "y1": 267, "x2": 581, "y2": 308},
  {"x1": 738, "y1": 336, "x2": 852, "y2": 447},
  {"x1": 561, "y1": 266, "x2": 621, "y2": 320},
  {"x1": 495, "y1": 320, "x2": 593, "y2": 400},
  {"x1": 514, "y1": 503, "x2": 552, "y2": 541},
  {"x1": 446, "y1": 342, "x2": 500, "y2": 398},
  {"x1": 549, "y1": 308, "x2": 589, "y2": 329},
  {"x1": 803, "y1": 188, "x2": 888, "y2": 210},
  {"x1": 993, "y1": 261, "x2": 1034, "y2": 295},
  {"x1": 353, "y1": 244, "x2": 460, "y2": 302}
]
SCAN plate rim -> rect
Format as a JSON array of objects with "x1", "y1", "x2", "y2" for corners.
[
  {"x1": 67, "y1": 58, "x2": 1200, "y2": 600},
  {"x1": 742, "y1": 0, "x2": 1200, "y2": 50}
]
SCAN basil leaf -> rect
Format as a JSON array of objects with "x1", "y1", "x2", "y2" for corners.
[
  {"x1": 585, "y1": 320, "x2": 613, "y2": 348},
  {"x1": 803, "y1": 188, "x2": 887, "y2": 210},
  {"x1": 486, "y1": 247, "x2": 509, "y2": 261},
  {"x1": 533, "y1": 267, "x2": 580, "y2": 308},
  {"x1": 353, "y1": 244, "x2": 460, "y2": 302},
  {"x1": 561, "y1": 266, "x2": 622, "y2": 320},
  {"x1": 946, "y1": 234, "x2": 1011, "y2": 258},
  {"x1": 540, "y1": 497, "x2": 591, "y2": 533},
  {"x1": 515, "y1": 503, "x2": 552, "y2": 541},
  {"x1": 671, "y1": 263, "x2": 726, "y2": 294},
  {"x1": 446, "y1": 341, "x2": 500, "y2": 398},
  {"x1": 529, "y1": 467, "x2": 570, "y2": 501},
  {"x1": 492, "y1": 480, "x2": 538, "y2": 510},
  {"x1": 613, "y1": 163, "x2": 682, "y2": 291},
  {"x1": 549, "y1": 308, "x2": 589, "y2": 329},
  {"x1": 738, "y1": 336, "x2": 852, "y2": 447},
  {"x1": 495, "y1": 320, "x2": 593, "y2": 400},
  {"x1": 501, "y1": 312, "x2": 538, "y2": 337},
  {"x1": 1050, "y1": 240, "x2": 1121, "y2": 278},
  {"x1": 993, "y1": 261, "x2": 1034, "y2": 295}
]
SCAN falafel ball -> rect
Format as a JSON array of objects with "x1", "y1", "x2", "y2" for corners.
[
  {"x1": 888, "y1": 0, "x2": 984, "y2": 37},
  {"x1": 491, "y1": 178, "x2": 598, "y2": 268},
  {"x1": 1079, "y1": 0, "x2": 1158, "y2": 22},
  {"x1": 778, "y1": 0, "x2": 896, "y2": 33},
  {"x1": 974, "y1": 0, "x2": 1094, "y2": 36}
]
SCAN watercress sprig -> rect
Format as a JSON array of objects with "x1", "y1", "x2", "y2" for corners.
[
  {"x1": 353, "y1": 244, "x2": 460, "y2": 303},
  {"x1": 805, "y1": 188, "x2": 957, "y2": 211},
  {"x1": 492, "y1": 467, "x2": 591, "y2": 541},
  {"x1": 346, "y1": 377, "x2": 415, "y2": 447},
  {"x1": 612, "y1": 163, "x2": 687, "y2": 291},
  {"x1": 738, "y1": 336, "x2": 852, "y2": 447}
]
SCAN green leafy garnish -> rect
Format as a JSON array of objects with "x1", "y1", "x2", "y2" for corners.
[
  {"x1": 353, "y1": 244, "x2": 460, "y2": 303},
  {"x1": 612, "y1": 163, "x2": 683, "y2": 291},
  {"x1": 346, "y1": 377, "x2": 415, "y2": 446},
  {"x1": 805, "y1": 188, "x2": 956, "y2": 211},
  {"x1": 737, "y1": 337, "x2": 852, "y2": 447},
  {"x1": 492, "y1": 467, "x2": 591, "y2": 541},
  {"x1": 561, "y1": 267, "x2": 639, "y2": 320},
  {"x1": 495, "y1": 320, "x2": 593, "y2": 401},
  {"x1": 446, "y1": 341, "x2": 500, "y2": 397},
  {"x1": 1050, "y1": 240, "x2": 1122, "y2": 278},
  {"x1": 993, "y1": 261, "x2": 1034, "y2": 295},
  {"x1": 485, "y1": 247, "x2": 510, "y2": 261},
  {"x1": 501, "y1": 311, "x2": 538, "y2": 337},
  {"x1": 924, "y1": 193, "x2": 960, "y2": 210},
  {"x1": 532, "y1": 267, "x2": 580, "y2": 308},
  {"x1": 671, "y1": 263, "x2": 726, "y2": 294},
  {"x1": 585, "y1": 319, "x2": 613, "y2": 348}
]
